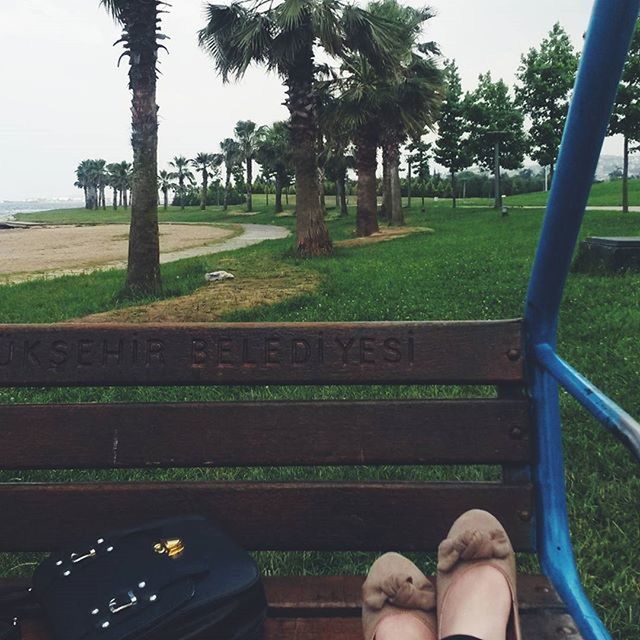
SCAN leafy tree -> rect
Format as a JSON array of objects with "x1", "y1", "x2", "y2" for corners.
[
  {"x1": 169, "y1": 156, "x2": 194, "y2": 210},
  {"x1": 256, "y1": 122, "x2": 294, "y2": 213},
  {"x1": 199, "y1": 0, "x2": 400, "y2": 255},
  {"x1": 434, "y1": 60, "x2": 470, "y2": 208},
  {"x1": 515, "y1": 22, "x2": 578, "y2": 181},
  {"x1": 100, "y1": 0, "x2": 166, "y2": 295},
  {"x1": 220, "y1": 138, "x2": 243, "y2": 211},
  {"x1": 234, "y1": 121, "x2": 265, "y2": 212},
  {"x1": 465, "y1": 72, "x2": 527, "y2": 208},
  {"x1": 191, "y1": 153, "x2": 223, "y2": 210},
  {"x1": 406, "y1": 140, "x2": 431, "y2": 209},
  {"x1": 610, "y1": 20, "x2": 640, "y2": 213}
]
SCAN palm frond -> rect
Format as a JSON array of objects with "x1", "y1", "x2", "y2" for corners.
[{"x1": 275, "y1": 0, "x2": 307, "y2": 32}]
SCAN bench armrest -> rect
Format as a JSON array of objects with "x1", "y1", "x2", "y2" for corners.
[{"x1": 534, "y1": 343, "x2": 640, "y2": 463}]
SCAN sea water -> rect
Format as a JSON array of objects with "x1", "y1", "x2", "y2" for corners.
[{"x1": 0, "y1": 199, "x2": 82, "y2": 221}]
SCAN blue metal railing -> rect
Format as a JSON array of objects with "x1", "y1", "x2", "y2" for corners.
[{"x1": 524, "y1": 1, "x2": 640, "y2": 638}]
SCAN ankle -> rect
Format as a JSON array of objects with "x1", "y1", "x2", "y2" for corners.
[{"x1": 439, "y1": 565, "x2": 511, "y2": 640}]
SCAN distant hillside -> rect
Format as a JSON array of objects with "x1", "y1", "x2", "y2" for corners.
[
  {"x1": 596, "y1": 155, "x2": 640, "y2": 181},
  {"x1": 501, "y1": 178, "x2": 640, "y2": 207}
]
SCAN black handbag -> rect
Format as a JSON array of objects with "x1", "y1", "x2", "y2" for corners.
[{"x1": 31, "y1": 516, "x2": 267, "y2": 640}]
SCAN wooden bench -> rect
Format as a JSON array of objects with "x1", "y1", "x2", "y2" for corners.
[{"x1": 0, "y1": 321, "x2": 583, "y2": 639}]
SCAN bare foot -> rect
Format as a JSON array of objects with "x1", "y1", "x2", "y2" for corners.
[
  {"x1": 438, "y1": 564, "x2": 512, "y2": 640},
  {"x1": 375, "y1": 613, "x2": 437, "y2": 640}
]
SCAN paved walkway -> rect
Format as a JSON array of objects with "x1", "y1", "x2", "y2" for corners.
[{"x1": 157, "y1": 223, "x2": 289, "y2": 263}]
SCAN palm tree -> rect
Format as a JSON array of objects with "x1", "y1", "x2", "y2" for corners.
[
  {"x1": 256, "y1": 122, "x2": 294, "y2": 213},
  {"x1": 199, "y1": 0, "x2": 399, "y2": 255},
  {"x1": 191, "y1": 153, "x2": 223, "y2": 210},
  {"x1": 110, "y1": 161, "x2": 132, "y2": 208},
  {"x1": 220, "y1": 138, "x2": 242, "y2": 211},
  {"x1": 106, "y1": 163, "x2": 122, "y2": 209},
  {"x1": 158, "y1": 169, "x2": 174, "y2": 211},
  {"x1": 169, "y1": 156, "x2": 194, "y2": 210},
  {"x1": 75, "y1": 160, "x2": 94, "y2": 209},
  {"x1": 332, "y1": 1, "x2": 442, "y2": 234},
  {"x1": 234, "y1": 121, "x2": 265, "y2": 212},
  {"x1": 92, "y1": 159, "x2": 108, "y2": 210},
  {"x1": 100, "y1": 0, "x2": 165, "y2": 295}
]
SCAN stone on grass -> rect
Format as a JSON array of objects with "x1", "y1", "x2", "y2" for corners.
[{"x1": 205, "y1": 270, "x2": 235, "y2": 282}]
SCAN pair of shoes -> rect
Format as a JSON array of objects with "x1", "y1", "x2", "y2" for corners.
[{"x1": 362, "y1": 510, "x2": 522, "y2": 640}]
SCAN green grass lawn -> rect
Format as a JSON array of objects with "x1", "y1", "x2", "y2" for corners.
[
  {"x1": 2, "y1": 202, "x2": 639, "y2": 636},
  {"x1": 456, "y1": 176, "x2": 640, "y2": 208}
]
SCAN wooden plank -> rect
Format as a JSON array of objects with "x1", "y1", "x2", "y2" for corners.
[
  {"x1": 0, "y1": 482, "x2": 534, "y2": 552},
  {"x1": 263, "y1": 612, "x2": 584, "y2": 640},
  {"x1": 0, "y1": 574, "x2": 570, "y2": 615},
  {"x1": 0, "y1": 321, "x2": 523, "y2": 386},
  {"x1": 19, "y1": 612, "x2": 584, "y2": 640},
  {"x1": 263, "y1": 574, "x2": 564, "y2": 615},
  {"x1": 0, "y1": 399, "x2": 531, "y2": 469}
]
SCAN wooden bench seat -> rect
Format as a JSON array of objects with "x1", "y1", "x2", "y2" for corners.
[
  {"x1": 9, "y1": 575, "x2": 582, "y2": 639},
  {"x1": 0, "y1": 320, "x2": 583, "y2": 638}
]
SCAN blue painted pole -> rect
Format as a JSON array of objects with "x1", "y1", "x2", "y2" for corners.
[
  {"x1": 526, "y1": 0, "x2": 640, "y2": 336},
  {"x1": 536, "y1": 344, "x2": 640, "y2": 462},
  {"x1": 524, "y1": 2, "x2": 640, "y2": 639}
]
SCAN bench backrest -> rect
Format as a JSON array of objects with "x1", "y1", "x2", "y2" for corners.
[{"x1": 0, "y1": 320, "x2": 533, "y2": 554}]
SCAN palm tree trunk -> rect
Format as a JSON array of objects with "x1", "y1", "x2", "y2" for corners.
[
  {"x1": 339, "y1": 171, "x2": 348, "y2": 217},
  {"x1": 451, "y1": 170, "x2": 457, "y2": 209},
  {"x1": 224, "y1": 170, "x2": 231, "y2": 210},
  {"x1": 286, "y1": 34, "x2": 332, "y2": 256},
  {"x1": 163, "y1": 187, "x2": 168, "y2": 210},
  {"x1": 123, "y1": 0, "x2": 161, "y2": 296},
  {"x1": 112, "y1": 187, "x2": 118, "y2": 210},
  {"x1": 201, "y1": 168, "x2": 207, "y2": 210},
  {"x1": 318, "y1": 166, "x2": 326, "y2": 214},
  {"x1": 623, "y1": 134, "x2": 629, "y2": 213},
  {"x1": 355, "y1": 125, "x2": 380, "y2": 237},
  {"x1": 387, "y1": 141, "x2": 403, "y2": 227},
  {"x1": 83, "y1": 186, "x2": 89, "y2": 209},
  {"x1": 266, "y1": 185, "x2": 269, "y2": 207},
  {"x1": 101, "y1": 187, "x2": 106, "y2": 210},
  {"x1": 407, "y1": 161, "x2": 412, "y2": 208},
  {"x1": 123, "y1": 190, "x2": 128, "y2": 208},
  {"x1": 275, "y1": 173, "x2": 283, "y2": 213},
  {"x1": 179, "y1": 177, "x2": 185, "y2": 210},
  {"x1": 246, "y1": 157, "x2": 253, "y2": 212},
  {"x1": 381, "y1": 148, "x2": 391, "y2": 222}
]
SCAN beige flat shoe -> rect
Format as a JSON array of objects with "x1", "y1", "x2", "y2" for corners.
[
  {"x1": 362, "y1": 552, "x2": 436, "y2": 640},
  {"x1": 437, "y1": 509, "x2": 522, "y2": 640}
]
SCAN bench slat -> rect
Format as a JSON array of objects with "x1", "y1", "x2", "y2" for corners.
[
  {"x1": 0, "y1": 482, "x2": 534, "y2": 551},
  {"x1": 264, "y1": 574, "x2": 565, "y2": 614},
  {"x1": 0, "y1": 321, "x2": 523, "y2": 386},
  {"x1": 263, "y1": 613, "x2": 583, "y2": 640},
  {"x1": 0, "y1": 399, "x2": 530, "y2": 469},
  {"x1": 7, "y1": 575, "x2": 582, "y2": 640}
]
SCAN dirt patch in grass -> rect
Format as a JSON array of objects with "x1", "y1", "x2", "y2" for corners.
[
  {"x1": 73, "y1": 256, "x2": 319, "y2": 323},
  {"x1": 0, "y1": 223, "x2": 238, "y2": 283},
  {"x1": 336, "y1": 226, "x2": 434, "y2": 248}
]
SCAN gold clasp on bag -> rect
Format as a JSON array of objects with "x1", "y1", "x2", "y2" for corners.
[{"x1": 153, "y1": 538, "x2": 185, "y2": 559}]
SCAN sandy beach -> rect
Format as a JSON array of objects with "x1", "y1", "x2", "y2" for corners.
[{"x1": 0, "y1": 223, "x2": 237, "y2": 281}]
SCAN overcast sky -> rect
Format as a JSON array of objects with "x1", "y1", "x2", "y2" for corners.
[{"x1": 0, "y1": 0, "x2": 625, "y2": 201}]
